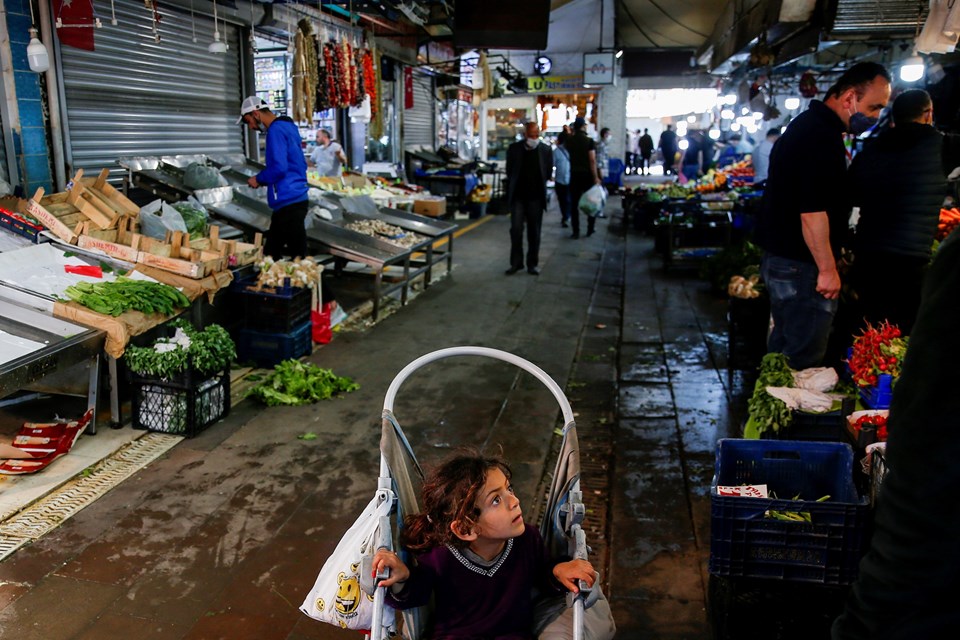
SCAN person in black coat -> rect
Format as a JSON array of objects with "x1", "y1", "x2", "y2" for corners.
[
  {"x1": 849, "y1": 89, "x2": 960, "y2": 333},
  {"x1": 505, "y1": 122, "x2": 553, "y2": 275},
  {"x1": 831, "y1": 228, "x2": 960, "y2": 640},
  {"x1": 658, "y1": 125, "x2": 678, "y2": 175}
]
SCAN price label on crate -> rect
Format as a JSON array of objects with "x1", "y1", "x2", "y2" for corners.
[{"x1": 716, "y1": 484, "x2": 769, "y2": 498}]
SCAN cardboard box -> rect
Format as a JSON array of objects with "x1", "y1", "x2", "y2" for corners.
[{"x1": 413, "y1": 197, "x2": 447, "y2": 217}]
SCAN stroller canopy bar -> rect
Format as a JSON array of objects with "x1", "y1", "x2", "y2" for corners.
[{"x1": 382, "y1": 346, "x2": 576, "y2": 428}]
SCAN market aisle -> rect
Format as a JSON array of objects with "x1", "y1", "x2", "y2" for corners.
[{"x1": 0, "y1": 205, "x2": 621, "y2": 640}]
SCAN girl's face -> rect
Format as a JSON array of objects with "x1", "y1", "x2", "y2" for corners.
[{"x1": 473, "y1": 467, "x2": 524, "y2": 543}]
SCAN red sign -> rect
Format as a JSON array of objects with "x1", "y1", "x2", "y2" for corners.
[
  {"x1": 54, "y1": 0, "x2": 96, "y2": 51},
  {"x1": 404, "y1": 67, "x2": 414, "y2": 110}
]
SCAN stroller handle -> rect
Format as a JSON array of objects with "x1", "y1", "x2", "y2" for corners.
[{"x1": 383, "y1": 346, "x2": 575, "y2": 427}]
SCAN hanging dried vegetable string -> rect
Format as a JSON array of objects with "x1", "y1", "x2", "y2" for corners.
[
  {"x1": 315, "y1": 28, "x2": 328, "y2": 110},
  {"x1": 369, "y1": 46, "x2": 383, "y2": 139},
  {"x1": 301, "y1": 19, "x2": 318, "y2": 120},
  {"x1": 292, "y1": 24, "x2": 308, "y2": 121}
]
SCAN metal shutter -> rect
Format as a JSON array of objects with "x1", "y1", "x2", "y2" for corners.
[
  {"x1": 58, "y1": 0, "x2": 244, "y2": 182},
  {"x1": 403, "y1": 70, "x2": 435, "y2": 149}
]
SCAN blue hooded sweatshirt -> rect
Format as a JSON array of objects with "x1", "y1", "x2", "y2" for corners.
[{"x1": 255, "y1": 116, "x2": 309, "y2": 210}]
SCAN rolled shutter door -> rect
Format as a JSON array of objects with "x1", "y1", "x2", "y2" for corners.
[
  {"x1": 403, "y1": 70, "x2": 435, "y2": 149},
  {"x1": 58, "y1": 0, "x2": 244, "y2": 181}
]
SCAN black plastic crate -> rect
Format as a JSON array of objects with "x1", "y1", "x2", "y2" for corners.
[
  {"x1": 131, "y1": 368, "x2": 230, "y2": 438},
  {"x1": 762, "y1": 398, "x2": 855, "y2": 443},
  {"x1": 727, "y1": 297, "x2": 769, "y2": 370},
  {"x1": 236, "y1": 319, "x2": 312, "y2": 368},
  {"x1": 232, "y1": 277, "x2": 312, "y2": 333},
  {"x1": 710, "y1": 439, "x2": 870, "y2": 585}
]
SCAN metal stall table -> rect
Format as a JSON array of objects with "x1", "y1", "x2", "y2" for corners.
[{"x1": 0, "y1": 285, "x2": 105, "y2": 432}]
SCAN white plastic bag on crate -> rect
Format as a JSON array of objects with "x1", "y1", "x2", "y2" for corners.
[
  {"x1": 300, "y1": 493, "x2": 392, "y2": 630},
  {"x1": 578, "y1": 184, "x2": 607, "y2": 217},
  {"x1": 139, "y1": 199, "x2": 187, "y2": 240}
]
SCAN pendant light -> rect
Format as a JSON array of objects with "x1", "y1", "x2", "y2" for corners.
[
  {"x1": 209, "y1": 0, "x2": 227, "y2": 54},
  {"x1": 26, "y1": 0, "x2": 49, "y2": 73},
  {"x1": 900, "y1": 5, "x2": 926, "y2": 83}
]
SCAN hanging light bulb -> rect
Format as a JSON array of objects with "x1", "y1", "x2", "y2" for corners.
[
  {"x1": 209, "y1": 0, "x2": 227, "y2": 53},
  {"x1": 25, "y1": 0, "x2": 48, "y2": 73},
  {"x1": 26, "y1": 28, "x2": 49, "y2": 73},
  {"x1": 110, "y1": 0, "x2": 118, "y2": 26},
  {"x1": 784, "y1": 97, "x2": 801, "y2": 110},
  {"x1": 900, "y1": 54, "x2": 925, "y2": 82}
]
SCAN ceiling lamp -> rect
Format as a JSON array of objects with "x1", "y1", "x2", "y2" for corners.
[
  {"x1": 26, "y1": 28, "x2": 49, "y2": 73},
  {"x1": 708, "y1": 129, "x2": 721, "y2": 140},
  {"x1": 784, "y1": 97, "x2": 801, "y2": 110},
  {"x1": 209, "y1": 0, "x2": 227, "y2": 53},
  {"x1": 720, "y1": 109, "x2": 735, "y2": 120},
  {"x1": 686, "y1": 114, "x2": 696, "y2": 123},
  {"x1": 900, "y1": 54, "x2": 925, "y2": 82}
]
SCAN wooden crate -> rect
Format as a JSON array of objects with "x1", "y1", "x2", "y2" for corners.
[
  {"x1": 137, "y1": 231, "x2": 226, "y2": 279},
  {"x1": 200, "y1": 226, "x2": 263, "y2": 267},
  {"x1": 76, "y1": 216, "x2": 140, "y2": 262},
  {"x1": 24, "y1": 169, "x2": 139, "y2": 242}
]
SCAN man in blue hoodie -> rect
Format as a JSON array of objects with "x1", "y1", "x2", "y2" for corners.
[{"x1": 238, "y1": 96, "x2": 309, "y2": 259}]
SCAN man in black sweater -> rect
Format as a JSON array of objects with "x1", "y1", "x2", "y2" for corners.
[
  {"x1": 505, "y1": 122, "x2": 553, "y2": 275},
  {"x1": 848, "y1": 89, "x2": 959, "y2": 334}
]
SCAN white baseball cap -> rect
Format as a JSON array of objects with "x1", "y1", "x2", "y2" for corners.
[{"x1": 237, "y1": 96, "x2": 269, "y2": 124}]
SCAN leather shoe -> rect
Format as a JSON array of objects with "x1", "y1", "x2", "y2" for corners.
[
  {"x1": 505, "y1": 267, "x2": 521, "y2": 275},
  {"x1": 527, "y1": 267, "x2": 540, "y2": 275},
  {"x1": 587, "y1": 229, "x2": 595, "y2": 237},
  {"x1": 561, "y1": 221, "x2": 569, "y2": 228},
  {"x1": 569, "y1": 233, "x2": 580, "y2": 239}
]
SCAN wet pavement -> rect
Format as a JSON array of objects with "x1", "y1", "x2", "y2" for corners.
[{"x1": 0, "y1": 194, "x2": 754, "y2": 639}]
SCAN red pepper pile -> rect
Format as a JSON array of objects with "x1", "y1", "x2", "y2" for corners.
[
  {"x1": 847, "y1": 321, "x2": 908, "y2": 388},
  {"x1": 850, "y1": 414, "x2": 888, "y2": 441},
  {"x1": 938, "y1": 208, "x2": 960, "y2": 241}
]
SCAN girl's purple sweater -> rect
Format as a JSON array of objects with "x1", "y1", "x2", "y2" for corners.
[{"x1": 386, "y1": 524, "x2": 563, "y2": 639}]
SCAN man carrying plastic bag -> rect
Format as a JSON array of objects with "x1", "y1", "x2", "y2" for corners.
[{"x1": 578, "y1": 184, "x2": 607, "y2": 221}]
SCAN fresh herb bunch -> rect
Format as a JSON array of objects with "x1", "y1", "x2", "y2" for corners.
[
  {"x1": 63, "y1": 277, "x2": 190, "y2": 317},
  {"x1": 248, "y1": 359, "x2": 359, "y2": 406},
  {"x1": 747, "y1": 353, "x2": 794, "y2": 434},
  {"x1": 847, "y1": 321, "x2": 908, "y2": 388},
  {"x1": 125, "y1": 320, "x2": 235, "y2": 379}
]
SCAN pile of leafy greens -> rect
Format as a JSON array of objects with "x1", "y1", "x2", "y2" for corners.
[
  {"x1": 125, "y1": 320, "x2": 235, "y2": 379},
  {"x1": 248, "y1": 359, "x2": 359, "y2": 406}
]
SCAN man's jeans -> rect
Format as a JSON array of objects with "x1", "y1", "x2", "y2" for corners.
[{"x1": 761, "y1": 253, "x2": 839, "y2": 370}]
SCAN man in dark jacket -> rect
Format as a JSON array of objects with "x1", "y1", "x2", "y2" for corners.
[
  {"x1": 239, "y1": 96, "x2": 309, "y2": 259},
  {"x1": 505, "y1": 122, "x2": 553, "y2": 275},
  {"x1": 658, "y1": 125, "x2": 678, "y2": 175},
  {"x1": 848, "y1": 89, "x2": 955, "y2": 334},
  {"x1": 638, "y1": 129, "x2": 654, "y2": 175},
  {"x1": 832, "y1": 229, "x2": 960, "y2": 640}
]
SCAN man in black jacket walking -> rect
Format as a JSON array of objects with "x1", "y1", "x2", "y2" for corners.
[
  {"x1": 505, "y1": 122, "x2": 553, "y2": 275},
  {"x1": 848, "y1": 89, "x2": 960, "y2": 333}
]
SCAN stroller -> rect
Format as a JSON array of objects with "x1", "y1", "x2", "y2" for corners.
[{"x1": 303, "y1": 347, "x2": 598, "y2": 640}]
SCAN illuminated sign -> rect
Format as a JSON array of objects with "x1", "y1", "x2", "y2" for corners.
[
  {"x1": 526, "y1": 75, "x2": 584, "y2": 93},
  {"x1": 583, "y1": 52, "x2": 615, "y2": 85}
]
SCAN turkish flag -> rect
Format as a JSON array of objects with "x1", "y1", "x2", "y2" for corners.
[{"x1": 53, "y1": 0, "x2": 96, "y2": 51}]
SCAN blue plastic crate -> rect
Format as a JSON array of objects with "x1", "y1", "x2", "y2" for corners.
[
  {"x1": 236, "y1": 320, "x2": 312, "y2": 368},
  {"x1": 710, "y1": 439, "x2": 870, "y2": 585},
  {"x1": 859, "y1": 374, "x2": 893, "y2": 409}
]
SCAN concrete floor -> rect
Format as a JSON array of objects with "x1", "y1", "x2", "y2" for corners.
[{"x1": 0, "y1": 195, "x2": 810, "y2": 639}]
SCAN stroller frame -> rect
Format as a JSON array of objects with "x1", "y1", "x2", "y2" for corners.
[{"x1": 370, "y1": 346, "x2": 592, "y2": 640}]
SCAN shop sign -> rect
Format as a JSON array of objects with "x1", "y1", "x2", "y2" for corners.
[
  {"x1": 583, "y1": 52, "x2": 615, "y2": 85},
  {"x1": 526, "y1": 75, "x2": 583, "y2": 94},
  {"x1": 460, "y1": 51, "x2": 481, "y2": 89}
]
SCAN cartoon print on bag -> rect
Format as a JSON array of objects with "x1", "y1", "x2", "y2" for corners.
[
  {"x1": 335, "y1": 563, "x2": 362, "y2": 624},
  {"x1": 316, "y1": 598, "x2": 325, "y2": 612}
]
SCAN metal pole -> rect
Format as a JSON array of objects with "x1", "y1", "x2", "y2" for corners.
[
  {"x1": 38, "y1": 0, "x2": 67, "y2": 189},
  {"x1": 0, "y1": 0, "x2": 23, "y2": 186}
]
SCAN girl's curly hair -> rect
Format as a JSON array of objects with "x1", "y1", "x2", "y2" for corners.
[{"x1": 401, "y1": 452, "x2": 512, "y2": 552}]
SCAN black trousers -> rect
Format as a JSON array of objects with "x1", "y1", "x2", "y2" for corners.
[
  {"x1": 640, "y1": 153, "x2": 652, "y2": 172},
  {"x1": 510, "y1": 199, "x2": 544, "y2": 270},
  {"x1": 264, "y1": 199, "x2": 308, "y2": 259},
  {"x1": 555, "y1": 183, "x2": 572, "y2": 223},
  {"x1": 568, "y1": 172, "x2": 596, "y2": 236},
  {"x1": 850, "y1": 251, "x2": 929, "y2": 335}
]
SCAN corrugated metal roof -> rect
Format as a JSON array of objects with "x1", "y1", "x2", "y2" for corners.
[{"x1": 831, "y1": 0, "x2": 928, "y2": 35}]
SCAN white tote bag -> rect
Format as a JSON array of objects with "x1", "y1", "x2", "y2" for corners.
[{"x1": 300, "y1": 494, "x2": 392, "y2": 630}]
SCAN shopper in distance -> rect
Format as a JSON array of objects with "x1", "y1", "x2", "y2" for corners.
[
  {"x1": 309, "y1": 128, "x2": 349, "y2": 177},
  {"x1": 505, "y1": 122, "x2": 553, "y2": 276}
]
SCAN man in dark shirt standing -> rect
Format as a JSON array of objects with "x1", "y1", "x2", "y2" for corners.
[
  {"x1": 658, "y1": 125, "x2": 678, "y2": 175},
  {"x1": 565, "y1": 117, "x2": 602, "y2": 238},
  {"x1": 755, "y1": 62, "x2": 891, "y2": 369},
  {"x1": 638, "y1": 128, "x2": 654, "y2": 175},
  {"x1": 505, "y1": 122, "x2": 553, "y2": 275}
]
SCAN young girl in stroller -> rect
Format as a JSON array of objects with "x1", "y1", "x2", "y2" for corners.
[{"x1": 372, "y1": 453, "x2": 598, "y2": 639}]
